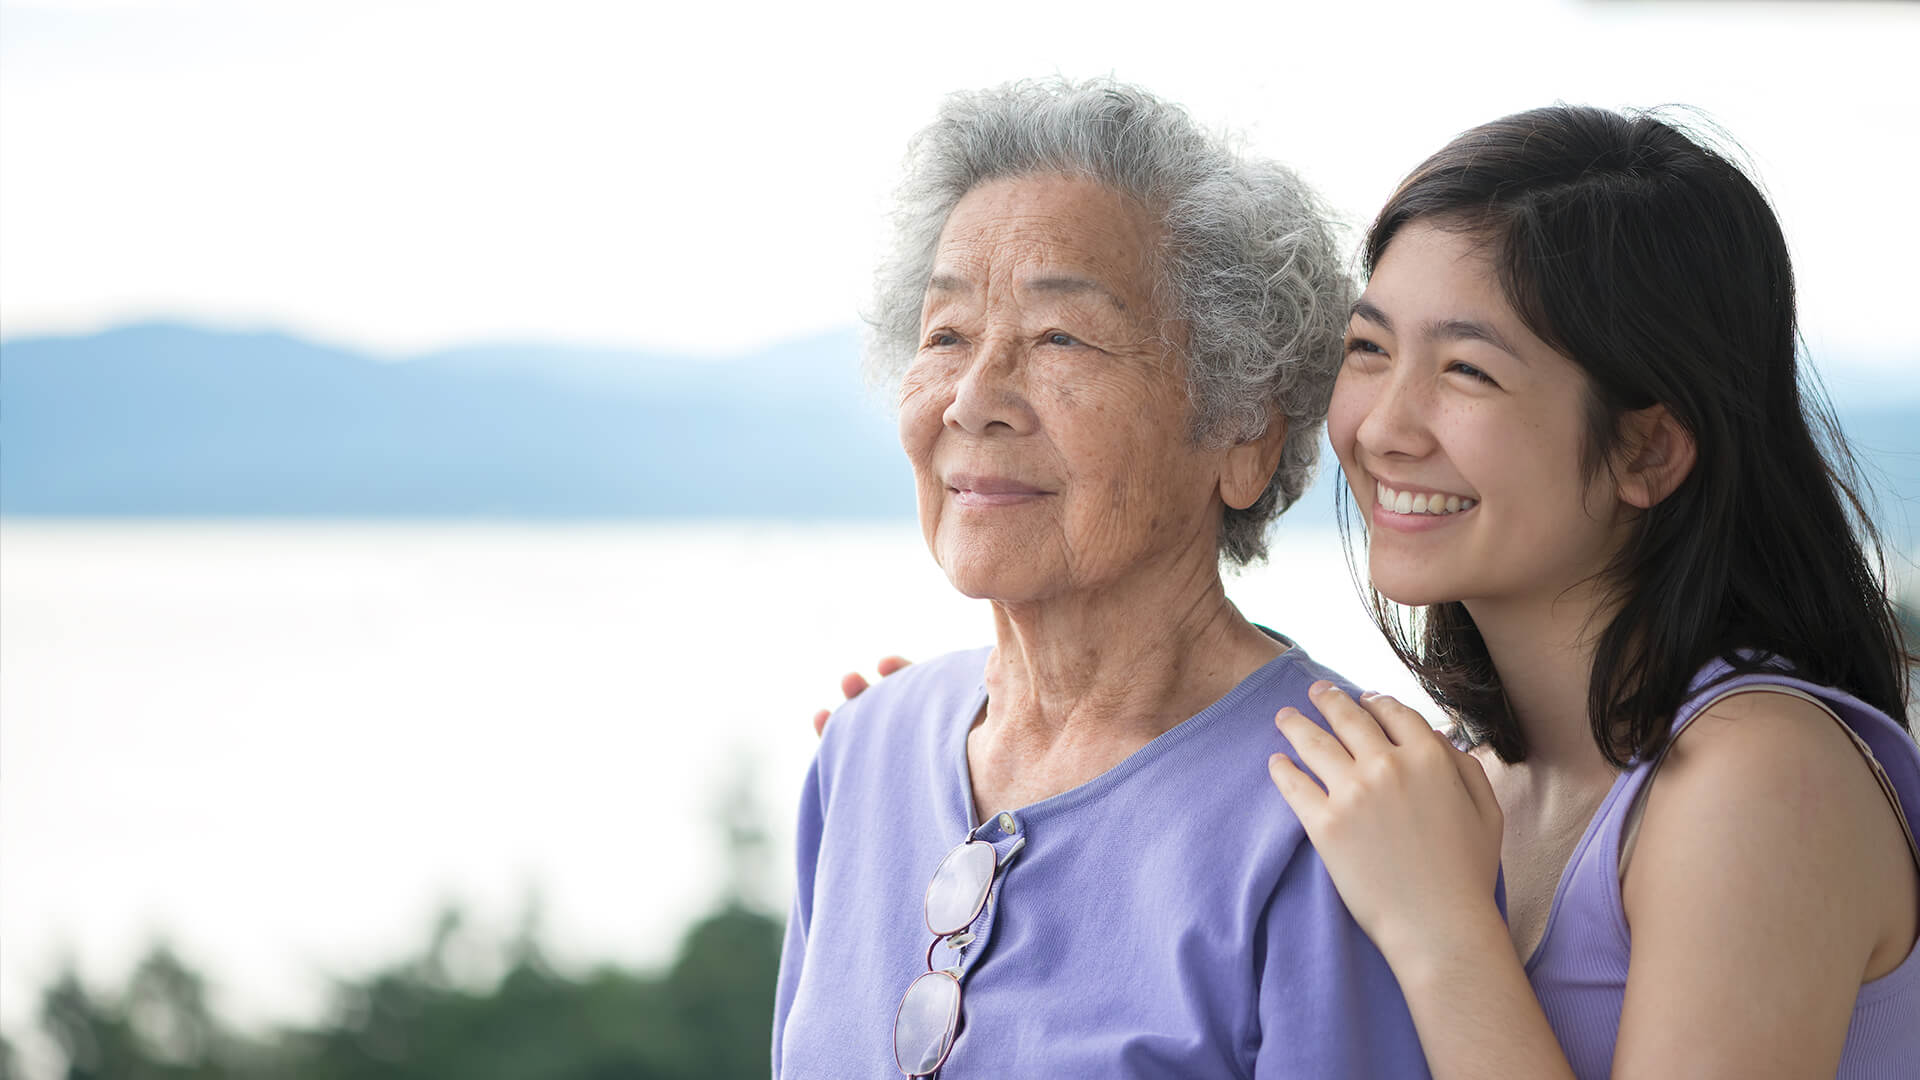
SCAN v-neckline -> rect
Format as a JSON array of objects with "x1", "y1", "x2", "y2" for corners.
[{"x1": 1521, "y1": 765, "x2": 1636, "y2": 972}]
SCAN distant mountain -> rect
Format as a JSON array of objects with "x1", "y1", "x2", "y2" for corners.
[
  {"x1": 0, "y1": 323, "x2": 916, "y2": 519},
  {"x1": 2, "y1": 323, "x2": 1916, "y2": 545}
]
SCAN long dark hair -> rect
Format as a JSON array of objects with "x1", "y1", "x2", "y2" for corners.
[{"x1": 1352, "y1": 105, "x2": 1911, "y2": 766}]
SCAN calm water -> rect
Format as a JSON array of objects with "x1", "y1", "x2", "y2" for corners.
[{"x1": 0, "y1": 520, "x2": 1440, "y2": 1055}]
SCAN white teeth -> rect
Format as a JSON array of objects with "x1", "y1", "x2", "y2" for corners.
[{"x1": 1375, "y1": 482, "x2": 1476, "y2": 516}]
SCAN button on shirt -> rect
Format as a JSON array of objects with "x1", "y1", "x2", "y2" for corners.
[{"x1": 773, "y1": 646, "x2": 1430, "y2": 1078}]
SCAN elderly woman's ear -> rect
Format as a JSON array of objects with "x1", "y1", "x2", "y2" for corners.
[{"x1": 1219, "y1": 419, "x2": 1290, "y2": 511}]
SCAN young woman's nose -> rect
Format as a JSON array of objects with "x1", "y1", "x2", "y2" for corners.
[
  {"x1": 1354, "y1": 366, "x2": 1434, "y2": 459},
  {"x1": 943, "y1": 336, "x2": 1037, "y2": 436}
]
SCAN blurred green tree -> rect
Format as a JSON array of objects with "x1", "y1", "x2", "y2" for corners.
[{"x1": 12, "y1": 758, "x2": 787, "y2": 1080}]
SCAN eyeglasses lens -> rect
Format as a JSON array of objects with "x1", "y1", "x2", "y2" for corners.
[
  {"x1": 894, "y1": 970, "x2": 961, "y2": 1076},
  {"x1": 924, "y1": 840, "x2": 997, "y2": 935}
]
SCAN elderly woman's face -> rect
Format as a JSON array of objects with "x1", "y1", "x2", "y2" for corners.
[{"x1": 900, "y1": 174, "x2": 1237, "y2": 605}]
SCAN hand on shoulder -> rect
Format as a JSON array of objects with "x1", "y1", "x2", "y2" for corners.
[
  {"x1": 811, "y1": 656, "x2": 913, "y2": 736},
  {"x1": 1268, "y1": 682, "x2": 1505, "y2": 970}
]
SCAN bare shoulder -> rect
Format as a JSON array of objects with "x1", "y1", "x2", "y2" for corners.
[
  {"x1": 1612, "y1": 687, "x2": 1919, "y2": 1072},
  {"x1": 1643, "y1": 688, "x2": 1899, "y2": 865},
  {"x1": 1628, "y1": 686, "x2": 1917, "y2": 979},
  {"x1": 1662, "y1": 687, "x2": 1881, "y2": 795}
]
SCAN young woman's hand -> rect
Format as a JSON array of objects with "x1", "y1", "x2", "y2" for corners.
[
  {"x1": 1268, "y1": 681, "x2": 1504, "y2": 969},
  {"x1": 811, "y1": 656, "x2": 913, "y2": 736}
]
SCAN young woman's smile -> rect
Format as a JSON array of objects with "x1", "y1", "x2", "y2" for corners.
[{"x1": 1369, "y1": 478, "x2": 1479, "y2": 531}]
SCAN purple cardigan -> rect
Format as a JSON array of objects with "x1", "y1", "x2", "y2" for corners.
[{"x1": 772, "y1": 645, "x2": 1430, "y2": 1079}]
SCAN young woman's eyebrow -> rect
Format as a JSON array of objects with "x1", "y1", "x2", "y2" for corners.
[
  {"x1": 1427, "y1": 317, "x2": 1525, "y2": 362},
  {"x1": 1351, "y1": 297, "x2": 1391, "y2": 329},
  {"x1": 1353, "y1": 298, "x2": 1528, "y2": 366}
]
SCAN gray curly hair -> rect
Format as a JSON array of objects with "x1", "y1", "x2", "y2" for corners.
[{"x1": 865, "y1": 78, "x2": 1353, "y2": 566}]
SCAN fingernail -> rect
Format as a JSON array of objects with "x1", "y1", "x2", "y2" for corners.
[{"x1": 1359, "y1": 690, "x2": 1380, "y2": 701}]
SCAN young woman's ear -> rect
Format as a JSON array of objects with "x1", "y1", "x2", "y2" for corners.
[
  {"x1": 1616, "y1": 406, "x2": 1697, "y2": 509},
  {"x1": 1221, "y1": 418, "x2": 1289, "y2": 511}
]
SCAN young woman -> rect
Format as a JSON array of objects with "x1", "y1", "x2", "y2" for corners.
[
  {"x1": 820, "y1": 107, "x2": 1920, "y2": 1077},
  {"x1": 1261, "y1": 106, "x2": 1920, "y2": 1077}
]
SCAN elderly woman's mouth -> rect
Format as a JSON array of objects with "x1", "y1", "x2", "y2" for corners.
[{"x1": 947, "y1": 473, "x2": 1055, "y2": 507}]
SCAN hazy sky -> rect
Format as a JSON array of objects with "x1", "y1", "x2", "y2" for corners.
[{"x1": 2, "y1": 0, "x2": 1915, "y2": 386}]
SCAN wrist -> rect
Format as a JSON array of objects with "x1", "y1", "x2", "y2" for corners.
[{"x1": 1375, "y1": 904, "x2": 1514, "y2": 993}]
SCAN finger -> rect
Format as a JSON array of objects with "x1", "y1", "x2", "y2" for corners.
[
  {"x1": 1309, "y1": 681, "x2": 1393, "y2": 758},
  {"x1": 1274, "y1": 706, "x2": 1356, "y2": 784},
  {"x1": 839, "y1": 672, "x2": 872, "y2": 701},
  {"x1": 1356, "y1": 691, "x2": 1439, "y2": 748},
  {"x1": 812, "y1": 709, "x2": 830, "y2": 738},
  {"x1": 1450, "y1": 746, "x2": 1502, "y2": 828},
  {"x1": 1267, "y1": 752, "x2": 1329, "y2": 825},
  {"x1": 875, "y1": 656, "x2": 913, "y2": 677}
]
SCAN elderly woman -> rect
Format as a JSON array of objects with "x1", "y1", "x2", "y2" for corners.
[{"x1": 772, "y1": 80, "x2": 1428, "y2": 1078}]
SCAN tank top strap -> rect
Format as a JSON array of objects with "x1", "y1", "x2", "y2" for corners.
[{"x1": 1590, "y1": 660, "x2": 1757, "y2": 896}]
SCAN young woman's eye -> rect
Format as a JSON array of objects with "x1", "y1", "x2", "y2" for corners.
[
  {"x1": 1344, "y1": 337, "x2": 1387, "y2": 364},
  {"x1": 1448, "y1": 361, "x2": 1499, "y2": 386}
]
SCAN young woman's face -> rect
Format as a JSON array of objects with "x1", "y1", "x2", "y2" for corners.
[{"x1": 1327, "y1": 221, "x2": 1637, "y2": 611}]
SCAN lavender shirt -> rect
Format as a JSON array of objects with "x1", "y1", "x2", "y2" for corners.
[
  {"x1": 1527, "y1": 659, "x2": 1920, "y2": 1079},
  {"x1": 772, "y1": 644, "x2": 1430, "y2": 1079}
]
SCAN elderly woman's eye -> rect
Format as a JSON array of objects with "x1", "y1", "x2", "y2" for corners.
[
  {"x1": 924, "y1": 330, "x2": 960, "y2": 349},
  {"x1": 1044, "y1": 331, "x2": 1081, "y2": 347}
]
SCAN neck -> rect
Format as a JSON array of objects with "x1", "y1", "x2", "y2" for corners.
[
  {"x1": 1464, "y1": 581, "x2": 1621, "y2": 775},
  {"x1": 982, "y1": 544, "x2": 1282, "y2": 749}
]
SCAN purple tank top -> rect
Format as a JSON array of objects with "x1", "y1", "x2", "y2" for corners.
[{"x1": 1525, "y1": 659, "x2": 1920, "y2": 1079}]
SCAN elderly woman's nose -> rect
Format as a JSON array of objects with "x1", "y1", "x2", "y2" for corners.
[{"x1": 943, "y1": 341, "x2": 1037, "y2": 435}]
